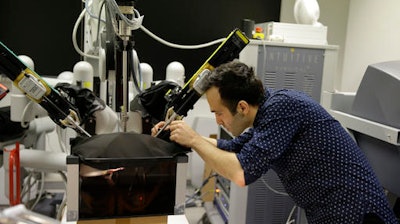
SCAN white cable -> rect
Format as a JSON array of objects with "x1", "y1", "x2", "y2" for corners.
[
  {"x1": 56, "y1": 196, "x2": 67, "y2": 221},
  {"x1": 259, "y1": 40, "x2": 300, "y2": 224},
  {"x1": 140, "y1": 25, "x2": 225, "y2": 49},
  {"x1": 55, "y1": 171, "x2": 67, "y2": 221},
  {"x1": 21, "y1": 171, "x2": 35, "y2": 203},
  {"x1": 56, "y1": 127, "x2": 67, "y2": 153},
  {"x1": 259, "y1": 42, "x2": 299, "y2": 224},
  {"x1": 285, "y1": 205, "x2": 298, "y2": 224},
  {"x1": 81, "y1": 0, "x2": 229, "y2": 57},
  {"x1": 29, "y1": 172, "x2": 45, "y2": 210},
  {"x1": 105, "y1": 0, "x2": 143, "y2": 29},
  {"x1": 85, "y1": 0, "x2": 106, "y2": 23},
  {"x1": 20, "y1": 101, "x2": 34, "y2": 128},
  {"x1": 131, "y1": 49, "x2": 142, "y2": 91},
  {"x1": 104, "y1": 0, "x2": 122, "y2": 40},
  {"x1": 75, "y1": 0, "x2": 228, "y2": 69},
  {"x1": 260, "y1": 177, "x2": 289, "y2": 196},
  {"x1": 72, "y1": 8, "x2": 100, "y2": 59},
  {"x1": 106, "y1": 0, "x2": 225, "y2": 49},
  {"x1": 107, "y1": 0, "x2": 223, "y2": 49},
  {"x1": 261, "y1": 38, "x2": 267, "y2": 78}
]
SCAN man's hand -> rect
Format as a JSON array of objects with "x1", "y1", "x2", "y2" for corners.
[
  {"x1": 151, "y1": 120, "x2": 200, "y2": 148},
  {"x1": 151, "y1": 121, "x2": 167, "y2": 136},
  {"x1": 168, "y1": 120, "x2": 201, "y2": 148}
]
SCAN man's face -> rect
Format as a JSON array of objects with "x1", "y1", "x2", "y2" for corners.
[{"x1": 205, "y1": 87, "x2": 249, "y2": 137}]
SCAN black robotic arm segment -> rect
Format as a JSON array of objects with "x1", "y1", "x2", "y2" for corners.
[
  {"x1": 0, "y1": 41, "x2": 91, "y2": 137},
  {"x1": 155, "y1": 28, "x2": 249, "y2": 138}
]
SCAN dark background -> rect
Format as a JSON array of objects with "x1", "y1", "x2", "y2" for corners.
[
  {"x1": 0, "y1": 1, "x2": 83, "y2": 77},
  {"x1": 0, "y1": 0, "x2": 281, "y2": 81}
]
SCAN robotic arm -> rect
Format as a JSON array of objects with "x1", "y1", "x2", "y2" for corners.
[
  {"x1": 0, "y1": 41, "x2": 91, "y2": 137},
  {"x1": 155, "y1": 28, "x2": 249, "y2": 137}
]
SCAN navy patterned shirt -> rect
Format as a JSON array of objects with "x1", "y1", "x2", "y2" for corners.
[{"x1": 217, "y1": 89, "x2": 397, "y2": 223}]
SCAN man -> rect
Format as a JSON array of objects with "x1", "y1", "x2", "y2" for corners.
[{"x1": 151, "y1": 61, "x2": 397, "y2": 223}]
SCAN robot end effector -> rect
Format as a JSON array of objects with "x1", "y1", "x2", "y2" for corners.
[
  {"x1": 0, "y1": 41, "x2": 95, "y2": 137},
  {"x1": 154, "y1": 28, "x2": 250, "y2": 138}
]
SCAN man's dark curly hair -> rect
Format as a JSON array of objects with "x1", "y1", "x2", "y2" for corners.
[{"x1": 204, "y1": 60, "x2": 265, "y2": 114}]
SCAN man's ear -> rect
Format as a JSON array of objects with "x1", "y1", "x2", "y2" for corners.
[{"x1": 237, "y1": 100, "x2": 249, "y2": 115}]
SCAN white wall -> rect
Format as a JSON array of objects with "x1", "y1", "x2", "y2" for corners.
[
  {"x1": 280, "y1": 0, "x2": 400, "y2": 92},
  {"x1": 342, "y1": 0, "x2": 400, "y2": 91}
]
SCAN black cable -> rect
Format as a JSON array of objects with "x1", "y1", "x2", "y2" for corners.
[
  {"x1": 96, "y1": 0, "x2": 106, "y2": 47},
  {"x1": 185, "y1": 173, "x2": 218, "y2": 206}
]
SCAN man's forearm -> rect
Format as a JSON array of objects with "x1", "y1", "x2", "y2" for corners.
[
  {"x1": 202, "y1": 136, "x2": 217, "y2": 146},
  {"x1": 192, "y1": 136, "x2": 246, "y2": 187}
]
